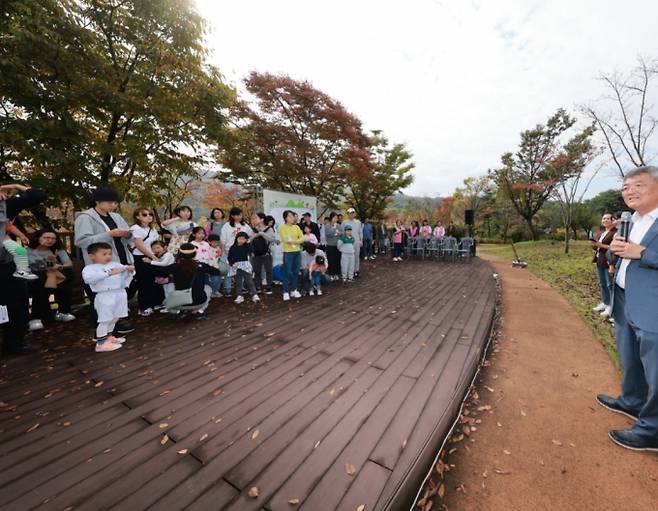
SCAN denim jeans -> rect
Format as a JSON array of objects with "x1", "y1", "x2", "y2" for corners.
[
  {"x1": 595, "y1": 264, "x2": 612, "y2": 305},
  {"x1": 393, "y1": 242, "x2": 403, "y2": 258},
  {"x1": 364, "y1": 238, "x2": 373, "y2": 258},
  {"x1": 311, "y1": 271, "x2": 323, "y2": 288},
  {"x1": 207, "y1": 274, "x2": 221, "y2": 294},
  {"x1": 282, "y1": 251, "x2": 301, "y2": 294}
]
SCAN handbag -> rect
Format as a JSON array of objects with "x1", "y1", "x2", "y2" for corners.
[{"x1": 165, "y1": 288, "x2": 194, "y2": 309}]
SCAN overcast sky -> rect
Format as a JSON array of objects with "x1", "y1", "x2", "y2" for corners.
[{"x1": 195, "y1": 0, "x2": 657, "y2": 198}]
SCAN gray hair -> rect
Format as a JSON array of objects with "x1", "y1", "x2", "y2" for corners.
[{"x1": 625, "y1": 165, "x2": 658, "y2": 181}]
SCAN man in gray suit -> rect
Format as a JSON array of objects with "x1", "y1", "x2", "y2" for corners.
[{"x1": 597, "y1": 165, "x2": 658, "y2": 451}]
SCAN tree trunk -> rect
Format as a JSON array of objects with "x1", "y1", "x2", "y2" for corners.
[
  {"x1": 564, "y1": 228, "x2": 570, "y2": 254},
  {"x1": 524, "y1": 215, "x2": 538, "y2": 241}
]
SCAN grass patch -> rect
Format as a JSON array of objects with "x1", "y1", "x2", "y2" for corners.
[{"x1": 480, "y1": 240, "x2": 619, "y2": 368}]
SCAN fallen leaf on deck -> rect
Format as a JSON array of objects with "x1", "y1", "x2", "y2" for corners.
[
  {"x1": 248, "y1": 487, "x2": 259, "y2": 498},
  {"x1": 177, "y1": 449, "x2": 188, "y2": 454},
  {"x1": 520, "y1": 410, "x2": 527, "y2": 417},
  {"x1": 63, "y1": 421, "x2": 71, "y2": 427},
  {"x1": 345, "y1": 463, "x2": 356, "y2": 476},
  {"x1": 552, "y1": 439, "x2": 563, "y2": 446},
  {"x1": 503, "y1": 449, "x2": 511, "y2": 455},
  {"x1": 484, "y1": 386, "x2": 495, "y2": 392},
  {"x1": 251, "y1": 430, "x2": 260, "y2": 440},
  {"x1": 356, "y1": 505, "x2": 365, "y2": 511},
  {"x1": 159, "y1": 423, "x2": 168, "y2": 429},
  {"x1": 476, "y1": 405, "x2": 492, "y2": 412},
  {"x1": 401, "y1": 439, "x2": 407, "y2": 449},
  {"x1": 199, "y1": 433, "x2": 208, "y2": 442},
  {"x1": 314, "y1": 440, "x2": 321, "y2": 449},
  {"x1": 288, "y1": 498, "x2": 300, "y2": 505},
  {"x1": 27, "y1": 423, "x2": 39, "y2": 432},
  {"x1": 161, "y1": 434, "x2": 169, "y2": 445},
  {"x1": 94, "y1": 381, "x2": 104, "y2": 388},
  {"x1": 494, "y1": 469, "x2": 511, "y2": 475},
  {"x1": 159, "y1": 390, "x2": 170, "y2": 396}
]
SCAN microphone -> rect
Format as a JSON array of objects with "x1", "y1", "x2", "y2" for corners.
[{"x1": 619, "y1": 211, "x2": 632, "y2": 241}]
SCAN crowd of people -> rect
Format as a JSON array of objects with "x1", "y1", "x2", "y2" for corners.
[{"x1": 0, "y1": 184, "x2": 459, "y2": 356}]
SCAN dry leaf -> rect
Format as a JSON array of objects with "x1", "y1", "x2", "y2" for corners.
[
  {"x1": 159, "y1": 390, "x2": 170, "y2": 396},
  {"x1": 160, "y1": 434, "x2": 169, "y2": 445},
  {"x1": 288, "y1": 498, "x2": 300, "y2": 505},
  {"x1": 401, "y1": 439, "x2": 407, "y2": 449},
  {"x1": 438, "y1": 483, "x2": 446, "y2": 498},
  {"x1": 503, "y1": 449, "x2": 511, "y2": 455},
  {"x1": 520, "y1": 410, "x2": 527, "y2": 417},
  {"x1": 177, "y1": 448, "x2": 188, "y2": 454},
  {"x1": 357, "y1": 505, "x2": 365, "y2": 511},
  {"x1": 248, "y1": 487, "x2": 259, "y2": 498},
  {"x1": 494, "y1": 469, "x2": 511, "y2": 475},
  {"x1": 329, "y1": 388, "x2": 336, "y2": 396},
  {"x1": 251, "y1": 430, "x2": 260, "y2": 440},
  {"x1": 94, "y1": 381, "x2": 104, "y2": 388},
  {"x1": 199, "y1": 433, "x2": 209, "y2": 442},
  {"x1": 63, "y1": 421, "x2": 72, "y2": 427},
  {"x1": 159, "y1": 423, "x2": 168, "y2": 429},
  {"x1": 27, "y1": 423, "x2": 40, "y2": 432},
  {"x1": 551, "y1": 439, "x2": 563, "y2": 446},
  {"x1": 314, "y1": 440, "x2": 321, "y2": 449},
  {"x1": 345, "y1": 463, "x2": 356, "y2": 476}
]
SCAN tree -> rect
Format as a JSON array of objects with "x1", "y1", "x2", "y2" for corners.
[
  {"x1": 587, "y1": 188, "x2": 627, "y2": 215},
  {"x1": 345, "y1": 131, "x2": 414, "y2": 221},
  {"x1": 0, "y1": 0, "x2": 236, "y2": 214},
  {"x1": 219, "y1": 72, "x2": 371, "y2": 210},
  {"x1": 548, "y1": 124, "x2": 598, "y2": 253},
  {"x1": 202, "y1": 181, "x2": 256, "y2": 221},
  {"x1": 583, "y1": 57, "x2": 658, "y2": 178},
  {"x1": 451, "y1": 175, "x2": 494, "y2": 228},
  {"x1": 491, "y1": 109, "x2": 591, "y2": 240}
]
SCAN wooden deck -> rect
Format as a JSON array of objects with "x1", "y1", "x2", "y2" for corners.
[{"x1": 0, "y1": 257, "x2": 496, "y2": 511}]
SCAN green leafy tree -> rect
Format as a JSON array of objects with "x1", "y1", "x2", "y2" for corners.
[
  {"x1": 0, "y1": 0, "x2": 236, "y2": 214},
  {"x1": 345, "y1": 131, "x2": 414, "y2": 221},
  {"x1": 491, "y1": 109, "x2": 591, "y2": 240}
]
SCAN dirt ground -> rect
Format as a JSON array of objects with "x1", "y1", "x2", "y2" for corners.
[{"x1": 442, "y1": 253, "x2": 658, "y2": 511}]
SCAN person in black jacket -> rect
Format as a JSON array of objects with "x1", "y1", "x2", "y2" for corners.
[
  {"x1": 152, "y1": 243, "x2": 219, "y2": 320},
  {"x1": 228, "y1": 232, "x2": 259, "y2": 304},
  {"x1": 299, "y1": 212, "x2": 321, "y2": 243},
  {"x1": 1, "y1": 184, "x2": 48, "y2": 355}
]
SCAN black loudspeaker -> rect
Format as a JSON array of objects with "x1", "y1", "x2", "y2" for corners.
[{"x1": 465, "y1": 209, "x2": 474, "y2": 225}]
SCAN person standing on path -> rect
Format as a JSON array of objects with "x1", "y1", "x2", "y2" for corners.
[
  {"x1": 343, "y1": 208, "x2": 362, "y2": 277},
  {"x1": 362, "y1": 218, "x2": 374, "y2": 260},
  {"x1": 598, "y1": 165, "x2": 658, "y2": 452},
  {"x1": 324, "y1": 212, "x2": 342, "y2": 280},
  {"x1": 279, "y1": 209, "x2": 304, "y2": 301},
  {"x1": 590, "y1": 213, "x2": 617, "y2": 318},
  {"x1": 337, "y1": 225, "x2": 356, "y2": 282}
]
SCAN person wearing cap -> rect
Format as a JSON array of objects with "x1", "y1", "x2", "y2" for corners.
[
  {"x1": 75, "y1": 185, "x2": 135, "y2": 335},
  {"x1": 299, "y1": 212, "x2": 320, "y2": 243},
  {"x1": 337, "y1": 224, "x2": 356, "y2": 282},
  {"x1": 343, "y1": 208, "x2": 363, "y2": 277}
]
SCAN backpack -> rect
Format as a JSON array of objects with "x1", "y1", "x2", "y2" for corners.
[{"x1": 251, "y1": 229, "x2": 270, "y2": 257}]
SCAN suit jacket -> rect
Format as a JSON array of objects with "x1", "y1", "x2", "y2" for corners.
[
  {"x1": 592, "y1": 228, "x2": 617, "y2": 267},
  {"x1": 615, "y1": 217, "x2": 658, "y2": 333}
]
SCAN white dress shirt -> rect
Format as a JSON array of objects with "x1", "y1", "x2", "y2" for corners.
[{"x1": 616, "y1": 207, "x2": 658, "y2": 289}]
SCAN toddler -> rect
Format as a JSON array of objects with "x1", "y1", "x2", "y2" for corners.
[
  {"x1": 147, "y1": 240, "x2": 175, "y2": 306},
  {"x1": 308, "y1": 254, "x2": 328, "y2": 295},
  {"x1": 303, "y1": 224, "x2": 319, "y2": 246},
  {"x1": 82, "y1": 242, "x2": 134, "y2": 352},
  {"x1": 206, "y1": 234, "x2": 223, "y2": 298},
  {"x1": 3, "y1": 221, "x2": 38, "y2": 280},
  {"x1": 337, "y1": 225, "x2": 355, "y2": 282},
  {"x1": 227, "y1": 232, "x2": 259, "y2": 304}
]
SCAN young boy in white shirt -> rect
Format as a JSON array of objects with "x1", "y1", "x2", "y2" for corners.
[{"x1": 82, "y1": 242, "x2": 134, "y2": 352}]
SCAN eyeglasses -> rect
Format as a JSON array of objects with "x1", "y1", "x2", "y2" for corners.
[
  {"x1": 140, "y1": 212, "x2": 153, "y2": 217},
  {"x1": 621, "y1": 182, "x2": 648, "y2": 193}
]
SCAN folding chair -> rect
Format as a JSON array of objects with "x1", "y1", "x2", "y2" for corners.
[{"x1": 458, "y1": 237, "x2": 474, "y2": 262}]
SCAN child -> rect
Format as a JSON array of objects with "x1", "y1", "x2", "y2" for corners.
[
  {"x1": 308, "y1": 254, "x2": 328, "y2": 295},
  {"x1": 146, "y1": 240, "x2": 175, "y2": 309},
  {"x1": 3, "y1": 221, "x2": 38, "y2": 280},
  {"x1": 392, "y1": 220, "x2": 405, "y2": 261},
  {"x1": 303, "y1": 224, "x2": 319, "y2": 246},
  {"x1": 206, "y1": 234, "x2": 223, "y2": 298},
  {"x1": 337, "y1": 225, "x2": 355, "y2": 282},
  {"x1": 81, "y1": 242, "x2": 134, "y2": 352},
  {"x1": 227, "y1": 232, "x2": 259, "y2": 304},
  {"x1": 189, "y1": 226, "x2": 214, "y2": 265}
]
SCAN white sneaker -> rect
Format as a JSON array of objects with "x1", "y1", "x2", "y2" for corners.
[
  {"x1": 95, "y1": 340, "x2": 122, "y2": 352},
  {"x1": 234, "y1": 295, "x2": 245, "y2": 304},
  {"x1": 291, "y1": 290, "x2": 302, "y2": 299},
  {"x1": 28, "y1": 319, "x2": 44, "y2": 331},
  {"x1": 316, "y1": 288, "x2": 323, "y2": 296},
  {"x1": 14, "y1": 270, "x2": 38, "y2": 280},
  {"x1": 252, "y1": 294, "x2": 260, "y2": 303},
  {"x1": 108, "y1": 335, "x2": 126, "y2": 344},
  {"x1": 211, "y1": 292, "x2": 222, "y2": 299},
  {"x1": 593, "y1": 302, "x2": 606, "y2": 312},
  {"x1": 282, "y1": 292, "x2": 290, "y2": 301},
  {"x1": 600, "y1": 306, "x2": 612, "y2": 318},
  {"x1": 308, "y1": 289, "x2": 315, "y2": 296},
  {"x1": 139, "y1": 308, "x2": 154, "y2": 317},
  {"x1": 159, "y1": 307, "x2": 170, "y2": 314},
  {"x1": 54, "y1": 312, "x2": 76, "y2": 322}
]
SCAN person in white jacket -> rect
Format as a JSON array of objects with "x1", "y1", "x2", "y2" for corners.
[
  {"x1": 82, "y1": 242, "x2": 134, "y2": 352},
  {"x1": 219, "y1": 207, "x2": 253, "y2": 296}
]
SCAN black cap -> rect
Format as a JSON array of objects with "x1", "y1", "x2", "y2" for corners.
[
  {"x1": 303, "y1": 212, "x2": 312, "y2": 217},
  {"x1": 91, "y1": 186, "x2": 122, "y2": 204}
]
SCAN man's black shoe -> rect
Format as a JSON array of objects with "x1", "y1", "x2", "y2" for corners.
[
  {"x1": 596, "y1": 394, "x2": 639, "y2": 421},
  {"x1": 609, "y1": 429, "x2": 658, "y2": 452},
  {"x1": 5, "y1": 344, "x2": 38, "y2": 355},
  {"x1": 114, "y1": 320, "x2": 135, "y2": 335}
]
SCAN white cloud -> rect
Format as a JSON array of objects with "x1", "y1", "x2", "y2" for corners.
[{"x1": 195, "y1": 0, "x2": 658, "y2": 197}]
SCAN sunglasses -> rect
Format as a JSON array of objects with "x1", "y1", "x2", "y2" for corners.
[{"x1": 140, "y1": 212, "x2": 153, "y2": 217}]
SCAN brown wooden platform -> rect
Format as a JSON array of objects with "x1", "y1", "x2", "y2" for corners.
[{"x1": 0, "y1": 257, "x2": 495, "y2": 511}]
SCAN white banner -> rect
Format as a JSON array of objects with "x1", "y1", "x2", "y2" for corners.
[{"x1": 262, "y1": 189, "x2": 318, "y2": 224}]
